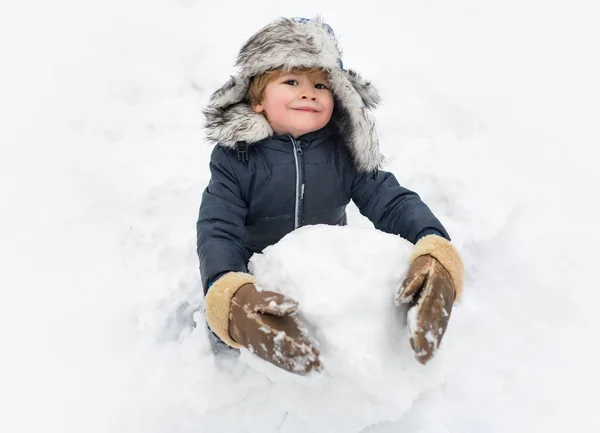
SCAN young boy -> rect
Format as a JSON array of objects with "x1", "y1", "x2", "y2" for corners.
[{"x1": 197, "y1": 17, "x2": 464, "y2": 375}]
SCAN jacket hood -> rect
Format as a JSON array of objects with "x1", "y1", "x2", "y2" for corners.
[{"x1": 203, "y1": 16, "x2": 384, "y2": 173}]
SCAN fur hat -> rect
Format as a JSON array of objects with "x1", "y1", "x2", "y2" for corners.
[{"x1": 203, "y1": 16, "x2": 384, "y2": 173}]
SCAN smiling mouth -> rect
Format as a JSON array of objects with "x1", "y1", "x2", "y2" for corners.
[{"x1": 292, "y1": 107, "x2": 319, "y2": 112}]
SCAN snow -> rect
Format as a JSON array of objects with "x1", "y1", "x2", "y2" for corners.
[{"x1": 1, "y1": 0, "x2": 600, "y2": 432}]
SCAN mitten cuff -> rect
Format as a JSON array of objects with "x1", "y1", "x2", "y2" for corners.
[
  {"x1": 205, "y1": 271, "x2": 255, "y2": 348},
  {"x1": 411, "y1": 235, "x2": 465, "y2": 301}
]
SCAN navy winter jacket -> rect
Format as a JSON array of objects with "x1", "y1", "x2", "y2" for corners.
[{"x1": 196, "y1": 124, "x2": 449, "y2": 294}]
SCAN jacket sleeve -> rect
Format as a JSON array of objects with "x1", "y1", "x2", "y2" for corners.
[
  {"x1": 350, "y1": 169, "x2": 450, "y2": 243},
  {"x1": 197, "y1": 146, "x2": 249, "y2": 294}
]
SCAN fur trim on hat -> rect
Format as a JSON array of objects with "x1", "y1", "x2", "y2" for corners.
[{"x1": 203, "y1": 16, "x2": 384, "y2": 173}]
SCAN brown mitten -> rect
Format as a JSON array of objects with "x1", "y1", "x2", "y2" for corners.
[
  {"x1": 205, "y1": 272, "x2": 321, "y2": 375},
  {"x1": 229, "y1": 283, "x2": 322, "y2": 374},
  {"x1": 396, "y1": 235, "x2": 464, "y2": 364}
]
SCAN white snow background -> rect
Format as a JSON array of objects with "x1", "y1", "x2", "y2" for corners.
[{"x1": 1, "y1": 1, "x2": 599, "y2": 432}]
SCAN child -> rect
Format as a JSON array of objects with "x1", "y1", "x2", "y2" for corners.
[{"x1": 197, "y1": 17, "x2": 464, "y2": 374}]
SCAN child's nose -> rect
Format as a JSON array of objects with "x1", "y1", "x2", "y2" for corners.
[
  {"x1": 300, "y1": 89, "x2": 317, "y2": 101},
  {"x1": 299, "y1": 84, "x2": 317, "y2": 101}
]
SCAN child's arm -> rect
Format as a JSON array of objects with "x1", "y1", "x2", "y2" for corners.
[
  {"x1": 196, "y1": 146, "x2": 249, "y2": 294},
  {"x1": 350, "y1": 170, "x2": 449, "y2": 243},
  {"x1": 351, "y1": 169, "x2": 464, "y2": 364},
  {"x1": 197, "y1": 149, "x2": 320, "y2": 369}
]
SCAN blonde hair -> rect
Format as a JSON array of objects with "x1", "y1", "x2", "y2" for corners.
[{"x1": 246, "y1": 67, "x2": 329, "y2": 106}]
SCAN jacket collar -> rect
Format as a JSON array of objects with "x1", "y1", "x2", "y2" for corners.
[{"x1": 270, "y1": 123, "x2": 336, "y2": 144}]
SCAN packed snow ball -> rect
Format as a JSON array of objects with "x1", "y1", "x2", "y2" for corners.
[{"x1": 217, "y1": 225, "x2": 454, "y2": 431}]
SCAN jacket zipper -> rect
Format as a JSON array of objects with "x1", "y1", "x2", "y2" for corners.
[{"x1": 289, "y1": 136, "x2": 304, "y2": 229}]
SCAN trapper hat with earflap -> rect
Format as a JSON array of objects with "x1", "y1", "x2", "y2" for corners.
[{"x1": 203, "y1": 16, "x2": 384, "y2": 173}]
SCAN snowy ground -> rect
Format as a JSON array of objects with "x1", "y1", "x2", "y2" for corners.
[{"x1": 1, "y1": 1, "x2": 599, "y2": 432}]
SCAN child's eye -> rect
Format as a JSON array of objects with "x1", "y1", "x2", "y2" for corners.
[
  {"x1": 284, "y1": 80, "x2": 298, "y2": 85},
  {"x1": 315, "y1": 83, "x2": 330, "y2": 90}
]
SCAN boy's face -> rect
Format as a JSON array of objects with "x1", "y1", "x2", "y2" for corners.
[{"x1": 252, "y1": 70, "x2": 334, "y2": 138}]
